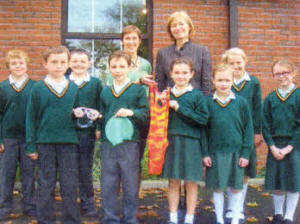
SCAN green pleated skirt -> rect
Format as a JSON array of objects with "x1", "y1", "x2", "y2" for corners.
[
  {"x1": 205, "y1": 152, "x2": 244, "y2": 190},
  {"x1": 162, "y1": 136, "x2": 203, "y2": 182},
  {"x1": 244, "y1": 145, "x2": 257, "y2": 178},
  {"x1": 264, "y1": 137, "x2": 300, "y2": 192}
]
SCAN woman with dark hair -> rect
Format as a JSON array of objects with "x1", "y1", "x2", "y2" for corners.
[{"x1": 155, "y1": 11, "x2": 212, "y2": 95}]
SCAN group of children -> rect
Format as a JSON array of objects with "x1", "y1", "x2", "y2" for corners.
[{"x1": 0, "y1": 44, "x2": 298, "y2": 224}]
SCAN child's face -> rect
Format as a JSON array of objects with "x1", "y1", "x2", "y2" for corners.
[
  {"x1": 273, "y1": 64, "x2": 295, "y2": 90},
  {"x1": 213, "y1": 70, "x2": 233, "y2": 96},
  {"x1": 170, "y1": 63, "x2": 194, "y2": 89},
  {"x1": 227, "y1": 54, "x2": 246, "y2": 78},
  {"x1": 109, "y1": 57, "x2": 130, "y2": 84},
  {"x1": 122, "y1": 32, "x2": 141, "y2": 55},
  {"x1": 69, "y1": 53, "x2": 90, "y2": 75},
  {"x1": 9, "y1": 57, "x2": 28, "y2": 77},
  {"x1": 170, "y1": 18, "x2": 190, "y2": 40},
  {"x1": 44, "y1": 53, "x2": 69, "y2": 79}
]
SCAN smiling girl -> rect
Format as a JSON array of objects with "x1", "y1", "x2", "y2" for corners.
[
  {"x1": 262, "y1": 60, "x2": 300, "y2": 224},
  {"x1": 162, "y1": 58, "x2": 208, "y2": 224},
  {"x1": 203, "y1": 64, "x2": 253, "y2": 224}
]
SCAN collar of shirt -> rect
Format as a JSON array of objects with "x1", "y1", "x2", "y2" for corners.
[
  {"x1": 213, "y1": 91, "x2": 236, "y2": 104},
  {"x1": 277, "y1": 83, "x2": 296, "y2": 97},
  {"x1": 113, "y1": 78, "x2": 131, "y2": 94},
  {"x1": 234, "y1": 71, "x2": 251, "y2": 85},
  {"x1": 44, "y1": 76, "x2": 69, "y2": 94},
  {"x1": 171, "y1": 84, "x2": 193, "y2": 96},
  {"x1": 9, "y1": 74, "x2": 28, "y2": 89},
  {"x1": 172, "y1": 40, "x2": 191, "y2": 52},
  {"x1": 69, "y1": 73, "x2": 90, "y2": 86}
]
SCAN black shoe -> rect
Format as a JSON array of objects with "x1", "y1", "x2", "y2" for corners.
[
  {"x1": 24, "y1": 209, "x2": 37, "y2": 218},
  {"x1": 272, "y1": 214, "x2": 284, "y2": 224},
  {"x1": 284, "y1": 219, "x2": 293, "y2": 224}
]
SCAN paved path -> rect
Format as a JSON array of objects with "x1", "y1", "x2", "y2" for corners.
[{"x1": 3, "y1": 180, "x2": 300, "y2": 223}]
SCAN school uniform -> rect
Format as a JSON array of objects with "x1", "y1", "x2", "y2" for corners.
[
  {"x1": 0, "y1": 76, "x2": 36, "y2": 218},
  {"x1": 262, "y1": 86, "x2": 300, "y2": 192},
  {"x1": 69, "y1": 74, "x2": 102, "y2": 214},
  {"x1": 162, "y1": 85, "x2": 208, "y2": 181},
  {"x1": 26, "y1": 77, "x2": 80, "y2": 224},
  {"x1": 231, "y1": 72, "x2": 262, "y2": 178},
  {"x1": 205, "y1": 92, "x2": 254, "y2": 190},
  {"x1": 99, "y1": 80, "x2": 149, "y2": 224}
]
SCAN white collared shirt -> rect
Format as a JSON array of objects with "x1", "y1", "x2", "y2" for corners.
[
  {"x1": 171, "y1": 84, "x2": 193, "y2": 96},
  {"x1": 9, "y1": 75, "x2": 28, "y2": 89},
  {"x1": 44, "y1": 76, "x2": 69, "y2": 94},
  {"x1": 234, "y1": 71, "x2": 251, "y2": 85},
  {"x1": 213, "y1": 91, "x2": 236, "y2": 104},
  {"x1": 69, "y1": 73, "x2": 90, "y2": 86},
  {"x1": 113, "y1": 78, "x2": 131, "y2": 94},
  {"x1": 278, "y1": 83, "x2": 295, "y2": 98}
]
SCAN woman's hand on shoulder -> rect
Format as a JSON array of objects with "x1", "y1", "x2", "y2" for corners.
[{"x1": 202, "y1": 157, "x2": 212, "y2": 167}]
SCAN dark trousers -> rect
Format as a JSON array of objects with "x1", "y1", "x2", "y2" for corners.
[
  {"x1": 0, "y1": 138, "x2": 36, "y2": 214},
  {"x1": 36, "y1": 144, "x2": 80, "y2": 224},
  {"x1": 78, "y1": 133, "x2": 95, "y2": 211},
  {"x1": 101, "y1": 142, "x2": 140, "y2": 224}
]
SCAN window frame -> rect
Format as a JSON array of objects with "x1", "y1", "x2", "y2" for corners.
[{"x1": 61, "y1": 0, "x2": 153, "y2": 63}]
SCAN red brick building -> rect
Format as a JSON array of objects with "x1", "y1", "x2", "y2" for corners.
[{"x1": 0, "y1": 0, "x2": 300, "y2": 170}]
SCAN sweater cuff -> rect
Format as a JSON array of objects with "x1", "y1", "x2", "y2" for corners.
[{"x1": 26, "y1": 144, "x2": 37, "y2": 154}]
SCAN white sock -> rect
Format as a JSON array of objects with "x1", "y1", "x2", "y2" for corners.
[
  {"x1": 213, "y1": 191, "x2": 224, "y2": 224},
  {"x1": 273, "y1": 194, "x2": 285, "y2": 215},
  {"x1": 230, "y1": 191, "x2": 243, "y2": 224},
  {"x1": 169, "y1": 211, "x2": 178, "y2": 223},
  {"x1": 184, "y1": 213, "x2": 194, "y2": 224},
  {"x1": 240, "y1": 183, "x2": 248, "y2": 213},
  {"x1": 227, "y1": 187, "x2": 233, "y2": 212},
  {"x1": 284, "y1": 192, "x2": 299, "y2": 221}
]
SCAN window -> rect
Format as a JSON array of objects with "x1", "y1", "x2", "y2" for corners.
[{"x1": 62, "y1": 0, "x2": 152, "y2": 77}]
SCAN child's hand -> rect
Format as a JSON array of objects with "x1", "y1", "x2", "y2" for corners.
[
  {"x1": 27, "y1": 153, "x2": 38, "y2": 160},
  {"x1": 203, "y1": 157, "x2": 212, "y2": 167},
  {"x1": 95, "y1": 130, "x2": 101, "y2": 141},
  {"x1": 115, "y1": 108, "x2": 134, "y2": 117},
  {"x1": 156, "y1": 90, "x2": 169, "y2": 104},
  {"x1": 0, "y1": 144, "x2": 4, "y2": 153},
  {"x1": 238, "y1": 158, "x2": 249, "y2": 167},
  {"x1": 86, "y1": 108, "x2": 100, "y2": 121},
  {"x1": 270, "y1": 145, "x2": 285, "y2": 160},
  {"x1": 254, "y1": 134, "x2": 263, "y2": 147},
  {"x1": 169, "y1": 100, "x2": 179, "y2": 111},
  {"x1": 279, "y1": 145, "x2": 293, "y2": 156},
  {"x1": 73, "y1": 107, "x2": 85, "y2": 118}
]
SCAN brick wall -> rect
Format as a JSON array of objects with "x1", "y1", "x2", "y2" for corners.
[
  {"x1": 0, "y1": 0, "x2": 61, "y2": 79},
  {"x1": 0, "y1": 0, "x2": 299, "y2": 171},
  {"x1": 152, "y1": 0, "x2": 300, "y2": 171}
]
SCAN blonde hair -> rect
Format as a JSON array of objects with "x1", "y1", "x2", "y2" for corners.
[
  {"x1": 5, "y1": 49, "x2": 30, "y2": 68},
  {"x1": 42, "y1": 45, "x2": 70, "y2": 62},
  {"x1": 167, "y1": 11, "x2": 194, "y2": 40},
  {"x1": 213, "y1": 64, "x2": 234, "y2": 79},
  {"x1": 272, "y1": 59, "x2": 297, "y2": 74},
  {"x1": 221, "y1": 47, "x2": 248, "y2": 64}
]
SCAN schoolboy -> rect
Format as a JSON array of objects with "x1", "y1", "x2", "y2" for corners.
[
  {"x1": 26, "y1": 46, "x2": 81, "y2": 223},
  {"x1": 0, "y1": 50, "x2": 36, "y2": 220},
  {"x1": 99, "y1": 50, "x2": 149, "y2": 224},
  {"x1": 69, "y1": 48, "x2": 102, "y2": 217}
]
